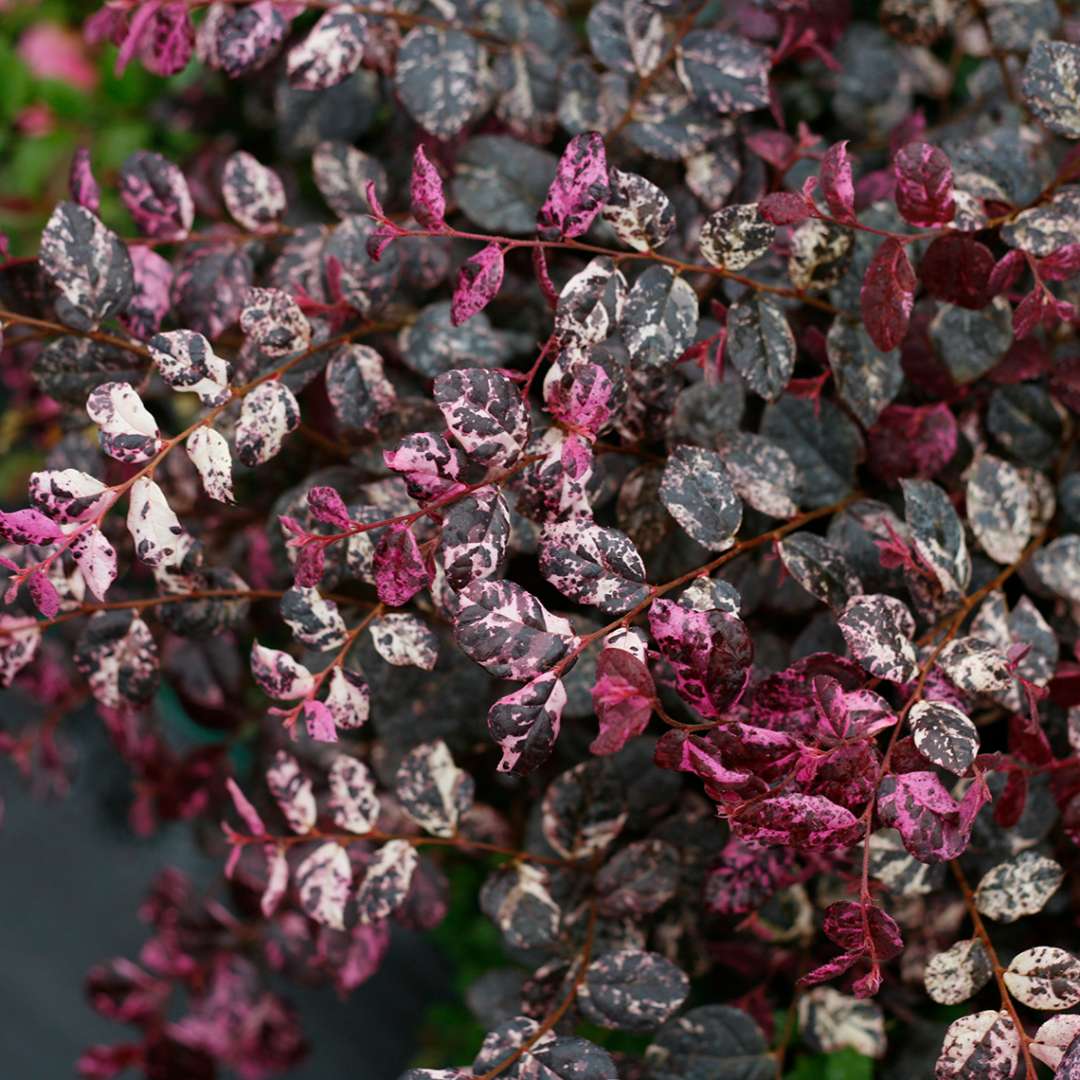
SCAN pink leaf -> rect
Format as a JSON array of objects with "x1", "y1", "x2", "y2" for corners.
[
  {"x1": 373, "y1": 524, "x2": 430, "y2": 606},
  {"x1": 0, "y1": 508, "x2": 63, "y2": 545},
  {"x1": 69, "y1": 147, "x2": 100, "y2": 213},
  {"x1": 451, "y1": 243, "x2": 505, "y2": 326},
  {"x1": 225, "y1": 777, "x2": 266, "y2": 836},
  {"x1": 27, "y1": 570, "x2": 60, "y2": 618},
  {"x1": 820, "y1": 140, "x2": 856, "y2": 222},
  {"x1": 409, "y1": 145, "x2": 446, "y2": 230},
  {"x1": 307, "y1": 485, "x2": 351, "y2": 528},
  {"x1": 860, "y1": 238, "x2": 916, "y2": 351},
  {"x1": 302, "y1": 699, "x2": 337, "y2": 743},
  {"x1": 536, "y1": 132, "x2": 609, "y2": 241},
  {"x1": 894, "y1": 142, "x2": 955, "y2": 227},
  {"x1": 590, "y1": 648, "x2": 655, "y2": 755},
  {"x1": 758, "y1": 191, "x2": 812, "y2": 226}
]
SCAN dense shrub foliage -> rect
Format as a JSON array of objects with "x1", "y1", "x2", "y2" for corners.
[{"x1": 3, "y1": 1, "x2": 1080, "y2": 1077}]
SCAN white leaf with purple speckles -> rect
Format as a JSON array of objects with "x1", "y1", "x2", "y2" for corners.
[
  {"x1": 296, "y1": 841, "x2": 352, "y2": 930},
  {"x1": 936, "y1": 1010, "x2": 1019, "y2": 1080},
  {"x1": 235, "y1": 380, "x2": 300, "y2": 467},
  {"x1": 251, "y1": 642, "x2": 315, "y2": 701},
  {"x1": 222, "y1": 150, "x2": 286, "y2": 233},
  {"x1": 126, "y1": 477, "x2": 185, "y2": 568},
  {"x1": 186, "y1": 427, "x2": 234, "y2": 503},
  {"x1": 395, "y1": 739, "x2": 474, "y2": 838},
  {"x1": 149, "y1": 329, "x2": 231, "y2": 405},
  {"x1": 355, "y1": 839, "x2": 418, "y2": 924},
  {"x1": 70, "y1": 525, "x2": 117, "y2": 601},
  {"x1": 266, "y1": 749, "x2": 316, "y2": 834},
  {"x1": 975, "y1": 852, "x2": 1064, "y2": 924},
  {"x1": 838, "y1": 594, "x2": 918, "y2": 683},
  {"x1": 328, "y1": 754, "x2": 379, "y2": 834},
  {"x1": 368, "y1": 613, "x2": 438, "y2": 670},
  {"x1": 87, "y1": 383, "x2": 162, "y2": 464}
]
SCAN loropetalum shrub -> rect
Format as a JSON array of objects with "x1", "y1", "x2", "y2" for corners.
[{"x1": 3, "y1": 1, "x2": 1080, "y2": 1078}]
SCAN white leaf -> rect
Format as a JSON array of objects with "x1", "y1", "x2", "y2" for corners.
[
  {"x1": 186, "y1": 427, "x2": 235, "y2": 503},
  {"x1": 126, "y1": 477, "x2": 185, "y2": 568},
  {"x1": 70, "y1": 524, "x2": 117, "y2": 600},
  {"x1": 296, "y1": 841, "x2": 352, "y2": 930}
]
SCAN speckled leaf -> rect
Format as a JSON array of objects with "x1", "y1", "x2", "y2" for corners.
[
  {"x1": 287, "y1": 6, "x2": 366, "y2": 91},
  {"x1": 539, "y1": 520, "x2": 648, "y2": 614},
  {"x1": 838, "y1": 594, "x2": 917, "y2": 682},
  {"x1": 296, "y1": 842, "x2": 351, "y2": 930},
  {"x1": 826, "y1": 318, "x2": 902, "y2": 428},
  {"x1": 648, "y1": 599, "x2": 752, "y2": 718},
  {"x1": 86, "y1": 382, "x2": 161, "y2": 464},
  {"x1": 328, "y1": 754, "x2": 379, "y2": 833},
  {"x1": 119, "y1": 151, "x2": 193, "y2": 240},
  {"x1": 451, "y1": 243, "x2": 504, "y2": 326},
  {"x1": 699, "y1": 205, "x2": 775, "y2": 272},
  {"x1": 39, "y1": 202, "x2": 133, "y2": 332},
  {"x1": 726, "y1": 295, "x2": 796, "y2": 402},
  {"x1": 937, "y1": 637, "x2": 1012, "y2": 694},
  {"x1": 410, "y1": 145, "x2": 446, "y2": 230},
  {"x1": 251, "y1": 643, "x2": 314, "y2": 702},
  {"x1": 789, "y1": 219, "x2": 854, "y2": 292},
  {"x1": 394, "y1": 27, "x2": 489, "y2": 139},
  {"x1": 395, "y1": 740, "x2": 474, "y2": 839},
  {"x1": 325, "y1": 344, "x2": 395, "y2": 433},
  {"x1": 74, "y1": 610, "x2": 159, "y2": 709},
  {"x1": 877, "y1": 771, "x2": 981, "y2": 863},
  {"x1": 126, "y1": 477, "x2": 184, "y2": 568},
  {"x1": 761, "y1": 397, "x2": 862, "y2": 510},
  {"x1": 355, "y1": 839, "x2": 418, "y2": 924},
  {"x1": 975, "y1": 851, "x2": 1064, "y2": 924},
  {"x1": 325, "y1": 667, "x2": 370, "y2": 729},
  {"x1": 644, "y1": 1004, "x2": 772, "y2": 1080},
  {"x1": 596, "y1": 839, "x2": 678, "y2": 917},
  {"x1": 454, "y1": 579, "x2": 575, "y2": 681},
  {"x1": 936, "y1": 1011, "x2": 1019, "y2": 1080},
  {"x1": 488, "y1": 670, "x2": 567, "y2": 774},
  {"x1": 930, "y1": 299, "x2": 1013, "y2": 385},
  {"x1": 553, "y1": 256, "x2": 627, "y2": 348},
  {"x1": 910, "y1": 700, "x2": 978, "y2": 775},
  {"x1": 433, "y1": 368, "x2": 529, "y2": 469},
  {"x1": 479, "y1": 863, "x2": 560, "y2": 951},
  {"x1": 820, "y1": 141, "x2": 856, "y2": 222},
  {"x1": 439, "y1": 485, "x2": 510, "y2": 591},
  {"x1": 925, "y1": 940, "x2": 993, "y2": 1005},
  {"x1": 601, "y1": 167, "x2": 674, "y2": 251},
  {"x1": 385, "y1": 432, "x2": 472, "y2": 510},
  {"x1": 373, "y1": 525, "x2": 430, "y2": 607},
  {"x1": 894, "y1": 142, "x2": 955, "y2": 227},
  {"x1": 121, "y1": 246, "x2": 172, "y2": 340},
  {"x1": 536, "y1": 132, "x2": 609, "y2": 241},
  {"x1": 186, "y1": 427, "x2": 234, "y2": 504},
  {"x1": 312, "y1": 142, "x2": 386, "y2": 220},
  {"x1": 799, "y1": 989, "x2": 885, "y2": 1058},
  {"x1": 240, "y1": 287, "x2": 311, "y2": 358},
  {"x1": 221, "y1": 151, "x2": 285, "y2": 234},
  {"x1": 902, "y1": 477, "x2": 971, "y2": 599},
  {"x1": 1032, "y1": 535, "x2": 1080, "y2": 602},
  {"x1": 731, "y1": 793, "x2": 858, "y2": 849},
  {"x1": 280, "y1": 587, "x2": 347, "y2": 651},
  {"x1": 860, "y1": 238, "x2": 915, "y2": 352},
  {"x1": 620, "y1": 265, "x2": 698, "y2": 369},
  {"x1": 235, "y1": 381, "x2": 300, "y2": 467},
  {"x1": 966, "y1": 455, "x2": 1032, "y2": 565},
  {"x1": 265, "y1": 749, "x2": 316, "y2": 834},
  {"x1": 715, "y1": 432, "x2": 799, "y2": 519},
  {"x1": 659, "y1": 445, "x2": 741, "y2": 551},
  {"x1": 1004, "y1": 948, "x2": 1080, "y2": 1010},
  {"x1": 1022, "y1": 41, "x2": 1080, "y2": 138},
  {"x1": 780, "y1": 533, "x2": 864, "y2": 611},
  {"x1": 70, "y1": 525, "x2": 116, "y2": 602},
  {"x1": 0, "y1": 620, "x2": 40, "y2": 688},
  {"x1": 675, "y1": 30, "x2": 770, "y2": 115},
  {"x1": 29, "y1": 469, "x2": 109, "y2": 525},
  {"x1": 368, "y1": 612, "x2": 438, "y2": 670},
  {"x1": 542, "y1": 759, "x2": 627, "y2": 860},
  {"x1": 203, "y1": 1, "x2": 285, "y2": 78},
  {"x1": 149, "y1": 329, "x2": 230, "y2": 405},
  {"x1": 171, "y1": 244, "x2": 254, "y2": 340},
  {"x1": 580, "y1": 950, "x2": 688, "y2": 1034}
]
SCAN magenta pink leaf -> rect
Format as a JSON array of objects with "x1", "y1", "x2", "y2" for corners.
[
  {"x1": 860, "y1": 238, "x2": 916, "y2": 351},
  {"x1": 536, "y1": 132, "x2": 610, "y2": 241},
  {"x1": 410, "y1": 145, "x2": 446, "y2": 230},
  {"x1": 451, "y1": 243, "x2": 505, "y2": 326},
  {"x1": 373, "y1": 524, "x2": 431, "y2": 607},
  {"x1": 307, "y1": 486, "x2": 352, "y2": 528},
  {"x1": 731, "y1": 793, "x2": 859, "y2": 849},
  {"x1": 590, "y1": 647, "x2": 655, "y2": 755},
  {"x1": 69, "y1": 147, "x2": 100, "y2": 213},
  {"x1": 759, "y1": 192, "x2": 813, "y2": 225},
  {"x1": 894, "y1": 142, "x2": 955, "y2": 227},
  {"x1": 820, "y1": 140, "x2": 856, "y2": 222}
]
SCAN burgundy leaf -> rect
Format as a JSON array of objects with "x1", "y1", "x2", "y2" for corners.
[
  {"x1": 860, "y1": 238, "x2": 916, "y2": 351},
  {"x1": 894, "y1": 142, "x2": 955, "y2": 227},
  {"x1": 820, "y1": 141, "x2": 856, "y2": 222}
]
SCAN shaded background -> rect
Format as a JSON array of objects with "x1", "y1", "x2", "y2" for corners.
[{"x1": 0, "y1": 708, "x2": 452, "y2": 1079}]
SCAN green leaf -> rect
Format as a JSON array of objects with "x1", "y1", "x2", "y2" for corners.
[{"x1": 787, "y1": 1048, "x2": 875, "y2": 1080}]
